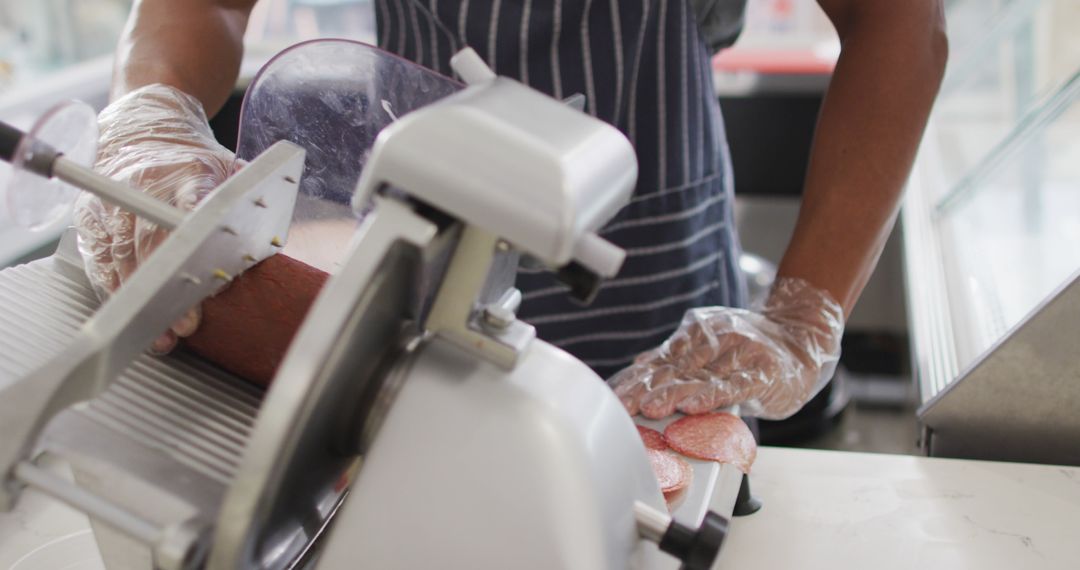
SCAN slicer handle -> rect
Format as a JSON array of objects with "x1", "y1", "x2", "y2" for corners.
[
  {"x1": 0, "y1": 120, "x2": 21, "y2": 162},
  {"x1": 661, "y1": 511, "x2": 728, "y2": 570},
  {"x1": 0, "y1": 119, "x2": 59, "y2": 176},
  {"x1": 0, "y1": 117, "x2": 184, "y2": 229},
  {"x1": 635, "y1": 501, "x2": 728, "y2": 570}
]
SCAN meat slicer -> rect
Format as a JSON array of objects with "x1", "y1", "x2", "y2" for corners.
[{"x1": 0, "y1": 42, "x2": 744, "y2": 569}]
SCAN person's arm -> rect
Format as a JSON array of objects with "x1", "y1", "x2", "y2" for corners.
[
  {"x1": 610, "y1": 1, "x2": 947, "y2": 420},
  {"x1": 75, "y1": 0, "x2": 263, "y2": 356},
  {"x1": 112, "y1": 0, "x2": 258, "y2": 115},
  {"x1": 777, "y1": 0, "x2": 948, "y2": 314}
]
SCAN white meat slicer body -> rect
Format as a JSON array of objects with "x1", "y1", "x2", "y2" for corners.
[
  {"x1": 318, "y1": 339, "x2": 666, "y2": 570},
  {"x1": 0, "y1": 44, "x2": 738, "y2": 569},
  {"x1": 304, "y1": 49, "x2": 733, "y2": 570}
]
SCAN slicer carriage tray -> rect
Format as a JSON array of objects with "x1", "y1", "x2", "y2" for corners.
[{"x1": 0, "y1": 233, "x2": 265, "y2": 562}]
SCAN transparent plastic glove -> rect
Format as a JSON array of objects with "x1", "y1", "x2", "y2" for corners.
[
  {"x1": 608, "y1": 278, "x2": 844, "y2": 420},
  {"x1": 73, "y1": 84, "x2": 236, "y2": 353}
]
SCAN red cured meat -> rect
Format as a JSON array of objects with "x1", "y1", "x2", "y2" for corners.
[
  {"x1": 647, "y1": 449, "x2": 692, "y2": 494},
  {"x1": 664, "y1": 412, "x2": 757, "y2": 474},
  {"x1": 637, "y1": 425, "x2": 668, "y2": 451},
  {"x1": 664, "y1": 485, "x2": 690, "y2": 510},
  {"x1": 183, "y1": 254, "x2": 329, "y2": 386}
]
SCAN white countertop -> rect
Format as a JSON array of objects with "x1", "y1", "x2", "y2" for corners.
[
  {"x1": 0, "y1": 456, "x2": 104, "y2": 569},
  {"x1": 718, "y1": 447, "x2": 1080, "y2": 569},
  {"x1": 4, "y1": 447, "x2": 1078, "y2": 569}
]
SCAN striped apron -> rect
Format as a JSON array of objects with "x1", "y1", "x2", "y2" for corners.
[{"x1": 376, "y1": 0, "x2": 747, "y2": 378}]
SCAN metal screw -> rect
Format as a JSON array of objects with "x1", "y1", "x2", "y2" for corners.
[
  {"x1": 253, "y1": 198, "x2": 267, "y2": 208},
  {"x1": 481, "y1": 306, "x2": 515, "y2": 330},
  {"x1": 221, "y1": 226, "x2": 238, "y2": 236},
  {"x1": 270, "y1": 236, "x2": 284, "y2": 248},
  {"x1": 242, "y1": 254, "x2": 257, "y2": 263},
  {"x1": 212, "y1": 269, "x2": 233, "y2": 282},
  {"x1": 180, "y1": 273, "x2": 202, "y2": 286},
  {"x1": 284, "y1": 176, "x2": 297, "y2": 184}
]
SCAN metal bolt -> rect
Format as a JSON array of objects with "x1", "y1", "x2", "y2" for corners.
[
  {"x1": 242, "y1": 254, "x2": 257, "y2": 263},
  {"x1": 482, "y1": 305, "x2": 515, "y2": 330},
  {"x1": 270, "y1": 236, "x2": 284, "y2": 248},
  {"x1": 212, "y1": 269, "x2": 232, "y2": 282}
]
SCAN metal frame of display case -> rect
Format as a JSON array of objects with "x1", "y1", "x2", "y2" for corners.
[
  {"x1": 914, "y1": 266, "x2": 1080, "y2": 465},
  {"x1": 905, "y1": 122, "x2": 1080, "y2": 464},
  {"x1": 905, "y1": 0, "x2": 1080, "y2": 466}
]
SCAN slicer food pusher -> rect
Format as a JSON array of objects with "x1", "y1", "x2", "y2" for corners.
[{"x1": 0, "y1": 104, "x2": 305, "y2": 567}]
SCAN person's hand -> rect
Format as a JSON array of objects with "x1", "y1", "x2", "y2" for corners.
[
  {"x1": 73, "y1": 83, "x2": 236, "y2": 353},
  {"x1": 608, "y1": 278, "x2": 844, "y2": 420}
]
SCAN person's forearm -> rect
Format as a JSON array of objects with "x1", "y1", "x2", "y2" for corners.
[
  {"x1": 775, "y1": 1, "x2": 948, "y2": 314},
  {"x1": 113, "y1": 0, "x2": 258, "y2": 116}
]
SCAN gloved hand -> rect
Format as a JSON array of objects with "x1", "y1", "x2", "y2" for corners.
[
  {"x1": 608, "y1": 278, "x2": 844, "y2": 420},
  {"x1": 73, "y1": 84, "x2": 236, "y2": 354}
]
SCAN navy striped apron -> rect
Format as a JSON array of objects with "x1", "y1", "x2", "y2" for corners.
[{"x1": 376, "y1": 0, "x2": 747, "y2": 378}]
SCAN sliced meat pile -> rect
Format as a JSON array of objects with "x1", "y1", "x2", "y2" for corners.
[
  {"x1": 638, "y1": 425, "x2": 692, "y2": 508},
  {"x1": 646, "y1": 449, "x2": 691, "y2": 494},
  {"x1": 636, "y1": 425, "x2": 668, "y2": 451},
  {"x1": 663, "y1": 412, "x2": 757, "y2": 474}
]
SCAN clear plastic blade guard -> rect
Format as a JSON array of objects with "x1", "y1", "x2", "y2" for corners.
[{"x1": 235, "y1": 39, "x2": 462, "y2": 271}]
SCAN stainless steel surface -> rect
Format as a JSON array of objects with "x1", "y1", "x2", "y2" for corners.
[
  {"x1": 918, "y1": 270, "x2": 1080, "y2": 465},
  {"x1": 208, "y1": 196, "x2": 440, "y2": 569},
  {"x1": 0, "y1": 234, "x2": 264, "y2": 569}
]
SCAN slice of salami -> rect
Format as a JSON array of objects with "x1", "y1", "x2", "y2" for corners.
[
  {"x1": 664, "y1": 412, "x2": 757, "y2": 474},
  {"x1": 647, "y1": 449, "x2": 693, "y2": 494},
  {"x1": 664, "y1": 486, "x2": 690, "y2": 511},
  {"x1": 636, "y1": 425, "x2": 668, "y2": 451}
]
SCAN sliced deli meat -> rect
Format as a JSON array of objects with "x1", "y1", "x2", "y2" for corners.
[
  {"x1": 636, "y1": 425, "x2": 668, "y2": 451},
  {"x1": 663, "y1": 412, "x2": 757, "y2": 473},
  {"x1": 646, "y1": 449, "x2": 692, "y2": 494}
]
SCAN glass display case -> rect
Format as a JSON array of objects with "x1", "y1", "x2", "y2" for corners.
[{"x1": 905, "y1": 0, "x2": 1080, "y2": 465}]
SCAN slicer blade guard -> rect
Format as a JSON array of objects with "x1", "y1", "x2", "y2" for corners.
[{"x1": 234, "y1": 39, "x2": 463, "y2": 271}]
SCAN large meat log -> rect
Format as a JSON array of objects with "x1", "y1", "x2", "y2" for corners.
[{"x1": 183, "y1": 254, "x2": 328, "y2": 386}]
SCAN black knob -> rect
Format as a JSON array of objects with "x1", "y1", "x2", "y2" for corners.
[
  {"x1": 659, "y1": 510, "x2": 729, "y2": 570},
  {"x1": 733, "y1": 473, "x2": 763, "y2": 517},
  {"x1": 555, "y1": 261, "x2": 603, "y2": 304},
  {"x1": 0, "y1": 120, "x2": 23, "y2": 163},
  {"x1": 0, "y1": 120, "x2": 59, "y2": 176}
]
